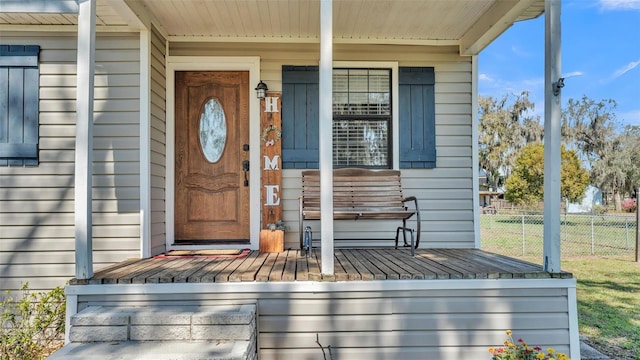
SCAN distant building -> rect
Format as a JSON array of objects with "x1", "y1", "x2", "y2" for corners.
[
  {"x1": 479, "y1": 169, "x2": 502, "y2": 208},
  {"x1": 566, "y1": 185, "x2": 602, "y2": 213}
]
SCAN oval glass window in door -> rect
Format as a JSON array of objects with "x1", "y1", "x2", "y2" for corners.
[{"x1": 199, "y1": 98, "x2": 227, "y2": 163}]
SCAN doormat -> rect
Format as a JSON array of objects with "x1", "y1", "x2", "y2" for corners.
[{"x1": 154, "y1": 249, "x2": 250, "y2": 258}]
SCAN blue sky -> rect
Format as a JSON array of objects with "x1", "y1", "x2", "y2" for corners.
[{"x1": 479, "y1": 0, "x2": 640, "y2": 128}]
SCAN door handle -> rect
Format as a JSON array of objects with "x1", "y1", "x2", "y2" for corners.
[{"x1": 242, "y1": 160, "x2": 249, "y2": 186}]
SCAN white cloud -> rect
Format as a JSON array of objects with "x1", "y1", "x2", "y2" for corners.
[
  {"x1": 618, "y1": 109, "x2": 640, "y2": 126},
  {"x1": 479, "y1": 73, "x2": 495, "y2": 83},
  {"x1": 562, "y1": 71, "x2": 585, "y2": 78},
  {"x1": 612, "y1": 60, "x2": 640, "y2": 79},
  {"x1": 479, "y1": 74, "x2": 544, "y2": 95},
  {"x1": 511, "y1": 45, "x2": 531, "y2": 57},
  {"x1": 599, "y1": 0, "x2": 640, "y2": 11}
]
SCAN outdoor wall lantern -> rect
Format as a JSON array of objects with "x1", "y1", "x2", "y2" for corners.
[
  {"x1": 552, "y1": 77, "x2": 565, "y2": 96},
  {"x1": 255, "y1": 80, "x2": 268, "y2": 99}
]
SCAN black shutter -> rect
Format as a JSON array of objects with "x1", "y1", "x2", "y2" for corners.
[
  {"x1": 399, "y1": 67, "x2": 436, "y2": 169},
  {"x1": 0, "y1": 45, "x2": 40, "y2": 166},
  {"x1": 281, "y1": 66, "x2": 319, "y2": 169}
]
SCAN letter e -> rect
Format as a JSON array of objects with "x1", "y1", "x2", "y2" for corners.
[{"x1": 264, "y1": 185, "x2": 281, "y2": 206}]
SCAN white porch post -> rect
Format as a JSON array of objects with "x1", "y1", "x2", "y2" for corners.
[
  {"x1": 139, "y1": 30, "x2": 151, "y2": 258},
  {"x1": 319, "y1": 0, "x2": 334, "y2": 275},
  {"x1": 74, "y1": 0, "x2": 96, "y2": 279},
  {"x1": 472, "y1": 55, "x2": 481, "y2": 248},
  {"x1": 543, "y1": 0, "x2": 562, "y2": 273}
]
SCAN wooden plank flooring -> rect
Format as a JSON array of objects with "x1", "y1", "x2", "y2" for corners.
[{"x1": 70, "y1": 249, "x2": 572, "y2": 285}]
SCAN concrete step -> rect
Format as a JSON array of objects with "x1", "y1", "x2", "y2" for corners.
[
  {"x1": 68, "y1": 304, "x2": 256, "y2": 342},
  {"x1": 47, "y1": 304, "x2": 257, "y2": 360},
  {"x1": 47, "y1": 340, "x2": 257, "y2": 360}
]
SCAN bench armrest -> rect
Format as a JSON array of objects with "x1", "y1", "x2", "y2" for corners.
[
  {"x1": 402, "y1": 196, "x2": 419, "y2": 210},
  {"x1": 402, "y1": 196, "x2": 421, "y2": 248},
  {"x1": 299, "y1": 195, "x2": 304, "y2": 250}
]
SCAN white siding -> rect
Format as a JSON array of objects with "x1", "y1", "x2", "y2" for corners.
[
  {"x1": 149, "y1": 25, "x2": 167, "y2": 256},
  {"x1": 1, "y1": 38, "x2": 475, "y2": 293},
  {"x1": 0, "y1": 32, "x2": 141, "y2": 294},
  {"x1": 73, "y1": 281, "x2": 574, "y2": 360},
  {"x1": 170, "y1": 42, "x2": 475, "y2": 249}
]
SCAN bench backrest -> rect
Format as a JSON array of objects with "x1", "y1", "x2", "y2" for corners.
[{"x1": 301, "y1": 168, "x2": 406, "y2": 211}]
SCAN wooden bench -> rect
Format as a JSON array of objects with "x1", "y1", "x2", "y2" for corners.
[{"x1": 299, "y1": 168, "x2": 421, "y2": 255}]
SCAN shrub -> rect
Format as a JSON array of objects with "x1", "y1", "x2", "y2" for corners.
[
  {"x1": 591, "y1": 204, "x2": 609, "y2": 215},
  {"x1": 621, "y1": 198, "x2": 637, "y2": 213},
  {"x1": 489, "y1": 330, "x2": 570, "y2": 360},
  {"x1": 0, "y1": 283, "x2": 66, "y2": 360}
]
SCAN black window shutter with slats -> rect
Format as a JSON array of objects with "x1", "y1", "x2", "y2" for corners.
[
  {"x1": 281, "y1": 66, "x2": 319, "y2": 169},
  {"x1": 281, "y1": 65, "x2": 436, "y2": 169},
  {"x1": 0, "y1": 45, "x2": 40, "y2": 166},
  {"x1": 399, "y1": 67, "x2": 436, "y2": 169}
]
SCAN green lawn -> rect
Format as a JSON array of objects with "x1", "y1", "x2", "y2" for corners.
[
  {"x1": 480, "y1": 214, "x2": 639, "y2": 358},
  {"x1": 562, "y1": 258, "x2": 640, "y2": 360}
]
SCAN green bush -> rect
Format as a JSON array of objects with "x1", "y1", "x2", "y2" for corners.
[
  {"x1": 1, "y1": 283, "x2": 66, "y2": 360},
  {"x1": 591, "y1": 204, "x2": 609, "y2": 215}
]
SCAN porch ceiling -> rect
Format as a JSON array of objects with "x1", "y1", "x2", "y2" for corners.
[{"x1": 0, "y1": 0, "x2": 544, "y2": 55}]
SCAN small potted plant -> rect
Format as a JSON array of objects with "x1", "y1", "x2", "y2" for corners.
[{"x1": 259, "y1": 220, "x2": 287, "y2": 253}]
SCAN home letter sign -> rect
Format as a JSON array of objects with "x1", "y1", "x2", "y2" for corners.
[
  {"x1": 264, "y1": 96, "x2": 279, "y2": 113},
  {"x1": 260, "y1": 93, "x2": 282, "y2": 228},
  {"x1": 264, "y1": 155, "x2": 280, "y2": 170}
]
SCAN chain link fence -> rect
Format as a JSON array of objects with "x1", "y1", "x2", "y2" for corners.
[{"x1": 480, "y1": 211, "x2": 637, "y2": 260}]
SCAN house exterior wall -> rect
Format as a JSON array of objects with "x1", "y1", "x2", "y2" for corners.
[
  {"x1": 170, "y1": 43, "x2": 475, "y2": 249},
  {"x1": 70, "y1": 279, "x2": 575, "y2": 359},
  {"x1": 0, "y1": 32, "x2": 141, "y2": 293},
  {"x1": 0, "y1": 38, "x2": 474, "y2": 293}
]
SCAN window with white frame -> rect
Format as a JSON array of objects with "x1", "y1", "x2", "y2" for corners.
[
  {"x1": 332, "y1": 68, "x2": 391, "y2": 168},
  {"x1": 282, "y1": 65, "x2": 435, "y2": 170}
]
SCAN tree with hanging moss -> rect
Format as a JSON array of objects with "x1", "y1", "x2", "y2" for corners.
[
  {"x1": 619, "y1": 125, "x2": 640, "y2": 196},
  {"x1": 478, "y1": 91, "x2": 542, "y2": 191},
  {"x1": 505, "y1": 143, "x2": 589, "y2": 206},
  {"x1": 561, "y1": 96, "x2": 633, "y2": 210}
]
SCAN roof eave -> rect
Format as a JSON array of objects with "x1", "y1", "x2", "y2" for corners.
[{"x1": 459, "y1": 0, "x2": 543, "y2": 56}]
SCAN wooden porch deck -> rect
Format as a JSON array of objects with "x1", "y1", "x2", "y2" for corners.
[{"x1": 70, "y1": 248, "x2": 572, "y2": 285}]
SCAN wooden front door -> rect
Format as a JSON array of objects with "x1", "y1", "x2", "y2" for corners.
[{"x1": 175, "y1": 71, "x2": 250, "y2": 242}]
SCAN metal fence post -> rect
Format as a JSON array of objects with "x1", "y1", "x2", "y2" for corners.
[
  {"x1": 626, "y1": 217, "x2": 629, "y2": 249},
  {"x1": 591, "y1": 215, "x2": 595, "y2": 255},
  {"x1": 636, "y1": 190, "x2": 640, "y2": 262},
  {"x1": 564, "y1": 212, "x2": 568, "y2": 243},
  {"x1": 522, "y1": 214, "x2": 525, "y2": 256}
]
